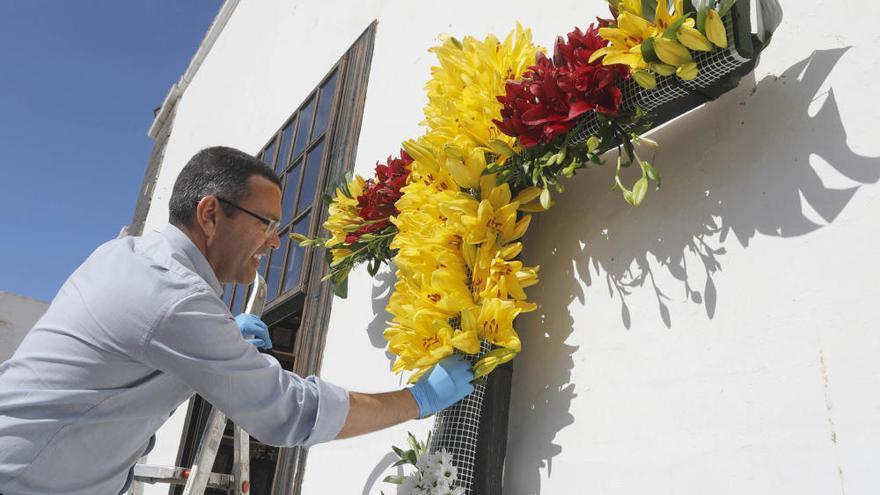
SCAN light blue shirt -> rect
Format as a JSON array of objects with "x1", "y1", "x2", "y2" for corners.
[{"x1": 0, "y1": 224, "x2": 350, "y2": 495}]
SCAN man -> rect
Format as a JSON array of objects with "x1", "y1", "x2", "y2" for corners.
[{"x1": 0, "y1": 147, "x2": 473, "y2": 495}]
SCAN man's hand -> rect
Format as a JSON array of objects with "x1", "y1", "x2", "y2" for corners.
[
  {"x1": 234, "y1": 314, "x2": 273, "y2": 350},
  {"x1": 408, "y1": 355, "x2": 474, "y2": 418}
]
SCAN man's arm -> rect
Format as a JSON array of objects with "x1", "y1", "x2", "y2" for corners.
[
  {"x1": 336, "y1": 390, "x2": 419, "y2": 439},
  {"x1": 335, "y1": 355, "x2": 474, "y2": 440}
]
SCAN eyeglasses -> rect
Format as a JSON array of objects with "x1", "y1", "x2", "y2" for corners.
[{"x1": 216, "y1": 197, "x2": 280, "y2": 236}]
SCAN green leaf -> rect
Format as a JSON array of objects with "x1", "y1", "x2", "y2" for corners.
[
  {"x1": 391, "y1": 445, "x2": 406, "y2": 459},
  {"x1": 632, "y1": 177, "x2": 649, "y2": 206},
  {"x1": 586, "y1": 136, "x2": 602, "y2": 153},
  {"x1": 407, "y1": 433, "x2": 419, "y2": 452},
  {"x1": 641, "y1": 0, "x2": 658, "y2": 21},
  {"x1": 662, "y1": 16, "x2": 688, "y2": 39},
  {"x1": 641, "y1": 161, "x2": 661, "y2": 187},
  {"x1": 622, "y1": 188, "x2": 636, "y2": 206},
  {"x1": 383, "y1": 475, "x2": 405, "y2": 484},
  {"x1": 391, "y1": 459, "x2": 409, "y2": 467},
  {"x1": 539, "y1": 188, "x2": 552, "y2": 210},
  {"x1": 640, "y1": 36, "x2": 661, "y2": 63},
  {"x1": 333, "y1": 277, "x2": 348, "y2": 298},
  {"x1": 718, "y1": 0, "x2": 736, "y2": 17},
  {"x1": 696, "y1": 6, "x2": 708, "y2": 33}
]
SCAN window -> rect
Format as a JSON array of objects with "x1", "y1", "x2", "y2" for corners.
[{"x1": 173, "y1": 22, "x2": 376, "y2": 495}]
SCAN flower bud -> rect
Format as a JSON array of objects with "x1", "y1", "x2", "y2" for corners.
[
  {"x1": 633, "y1": 70, "x2": 657, "y2": 90},
  {"x1": 706, "y1": 9, "x2": 728, "y2": 48},
  {"x1": 653, "y1": 37, "x2": 693, "y2": 66},
  {"x1": 676, "y1": 62, "x2": 698, "y2": 80},
  {"x1": 649, "y1": 63, "x2": 677, "y2": 76},
  {"x1": 677, "y1": 24, "x2": 713, "y2": 51}
]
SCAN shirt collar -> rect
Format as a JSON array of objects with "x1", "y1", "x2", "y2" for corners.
[{"x1": 159, "y1": 224, "x2": 224, "y2": 297}]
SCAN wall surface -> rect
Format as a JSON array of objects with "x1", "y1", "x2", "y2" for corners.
[
  {"x1": 142, "y1": 0, "x2": 880, "y2": 494},
  {"x1": 0, "y1": 292, "x2": 48, "y2": 363}
]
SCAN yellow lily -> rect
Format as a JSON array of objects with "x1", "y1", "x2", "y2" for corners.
[{"x1": 461, "y1": 298, "x2": 522, "y2": 351}]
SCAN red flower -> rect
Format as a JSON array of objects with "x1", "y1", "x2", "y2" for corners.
[
  {"x1": 346, "y1": 150, "x2": 413, "y2": 243},
  {"x1": 494, "y1": 23, "x2": 630, "y2": 148}
]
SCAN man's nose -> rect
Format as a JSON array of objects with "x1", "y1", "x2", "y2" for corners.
[{"x1": 268, "y1": 229, "x2": 281, "y2": 250}]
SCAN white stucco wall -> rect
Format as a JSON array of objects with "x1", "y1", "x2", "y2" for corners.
[
  {"x1": 142, "y1": 0, "x2": 880, "y2": 494},
  {"x1": 0, "y1": 292, "x2": 48, "y2": 363}
]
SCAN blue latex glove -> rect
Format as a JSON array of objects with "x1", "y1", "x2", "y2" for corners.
[
  {"x1": 234, "y1": 314, "x2": 272, "y2": 350},
  {"x1": 408, "y1": 355, "x2": 474, "y2": 418}
]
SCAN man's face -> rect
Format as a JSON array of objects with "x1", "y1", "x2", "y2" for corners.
[{"x1": 210, "y1": 175, "x2": 282, "y2": 284}]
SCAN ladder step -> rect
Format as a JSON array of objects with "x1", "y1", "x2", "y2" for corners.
[{"x1": 133, "y1": 464, "x2": 233, "y2": 490}]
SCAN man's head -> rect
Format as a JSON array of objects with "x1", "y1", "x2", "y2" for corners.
[{"x1": 169, "y1": 146, "x2": 283, "y2": 284}]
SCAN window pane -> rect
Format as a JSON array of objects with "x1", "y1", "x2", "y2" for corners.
[
  {"x1": 277, "y1": 119, "x2": 296, "y2": 172},
  {"x1": 283, "y1": 213, "x2": 311, "y2": 293},
  {"x1": 281, "y1": 162, "x2": 301, "y2": 226},
  {"x1": 231, "y1": 284, "x2": 247, "y2": 313},
  {"x1": 312, "y1": 72, "x2": 337, "y2": 139},
  {"x1": 265, "y1": 247, "x2": 284, "y2": 303},
  {"x1": 291, "y1": 97, "x2": 315, "y2": 160},
  {"x1": 258, "y1": 251, "x2": 268, "y2": 278},
  {"x1": 297, "y1": 140, "x2": 324, "y2": 214},
  {"x1": 222, "y1": 284, "x2": 233, "y2": 307},
  {"x1": 262, "y1": 138, "x2": 278, "y2": 170},
  {"x1": 270, "y1": 314, "x2": 300, "y2": 351}
]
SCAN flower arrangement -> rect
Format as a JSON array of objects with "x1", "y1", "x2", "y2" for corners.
[
  {"x1": 292, "y1": 150, "x2": 412, "y2": 297},
  {"x1": 383, "y1": 432, "x2": 465, "y2": 495},
  {"x1": 296, "y1": 1, "x2": 743, "y2": 381}
]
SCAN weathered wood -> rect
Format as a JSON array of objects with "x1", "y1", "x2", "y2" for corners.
[{"x1": 272, "y1": 20, "x2": 378, "y2": 495}]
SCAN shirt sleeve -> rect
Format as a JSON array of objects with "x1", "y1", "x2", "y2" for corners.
[{"x1": 140, "y1": 288, "x2": 349, "y2": 447}]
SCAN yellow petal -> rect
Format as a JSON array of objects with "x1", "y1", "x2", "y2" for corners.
[{"x1": 706, "y1": 9, "x2": 728, "y2": 48}]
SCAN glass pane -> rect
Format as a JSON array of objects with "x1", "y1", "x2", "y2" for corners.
[
  {"x1": 270, "y1": 314, "x2": 300, "y2": 351},
  {"x1": 283, "y1": 213, "x2": 311, "y2": 293},
  {"x1": 262, "y1": 138, "x2": 277, "y2": 170},
  {"x1": 231, "y1": 284, "x2": 247, "y2": 313},
  {"x1": 258, "y1": 251, "x2": 268, "y2": 278},
  {"x1": 222, "y1": 284, "x2": 233, "y2": 307},
  {"x1": 312, "y1": 72, "x2": 337, "y2": 139},
  {"x1": 291, "y1": 97, "x2": 315, "y2": 160},
  {"x1": 265, "y1": 247, "x2": 284, "y2": 303},
  {"x1": 281, "y1": 162, "x2": 301, "y2": 226},
  {"x1": 297, "y1": 140, "x2": 325, "y2": 214},
  {"x1": 277, "y1": 119, "x2": 296, "y2": 172}
]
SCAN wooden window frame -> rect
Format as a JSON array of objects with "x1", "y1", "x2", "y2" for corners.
[{"x1": 172, "y1": 21, "x2": 377, "y2": 495}]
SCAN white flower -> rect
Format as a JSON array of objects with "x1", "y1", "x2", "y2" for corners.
[{"x1": 397, "y1": 475, "x2": 419, "y2": 495}]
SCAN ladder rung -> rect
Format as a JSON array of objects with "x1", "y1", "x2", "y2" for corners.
[{"x1": 133, "y1": 464, "x2": 233, "y2": 489}]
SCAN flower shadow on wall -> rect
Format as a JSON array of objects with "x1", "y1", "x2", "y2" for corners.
[
  {"x1": 562, "y1": 47, "x2": 878, "y2": 330},
  {"x1": 503, "y1": 48, "x2": 880, "y2": 495},
  {"x1": 366, "y1": 266, "x2": 398, "y2": 369}
]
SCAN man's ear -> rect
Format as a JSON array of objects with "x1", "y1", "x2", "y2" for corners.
[{"x1": 195, "y1": 196, "x2": 221, "y2": 238}]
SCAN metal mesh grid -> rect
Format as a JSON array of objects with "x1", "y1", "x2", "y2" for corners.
[
  {"x1": 427, "y1": 340, "x2": 492, "y2": 493},
  {"x1": 573, "y1": 12, "x2": 745, "y2": 144}
]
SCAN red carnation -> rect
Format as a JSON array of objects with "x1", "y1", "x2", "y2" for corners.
[
  {"x1": 346, "y1": 150, "x2": 413, "y2": 243},
  {"x1": 494, "y1": 23, "x2": 629, "y2": 148}
]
